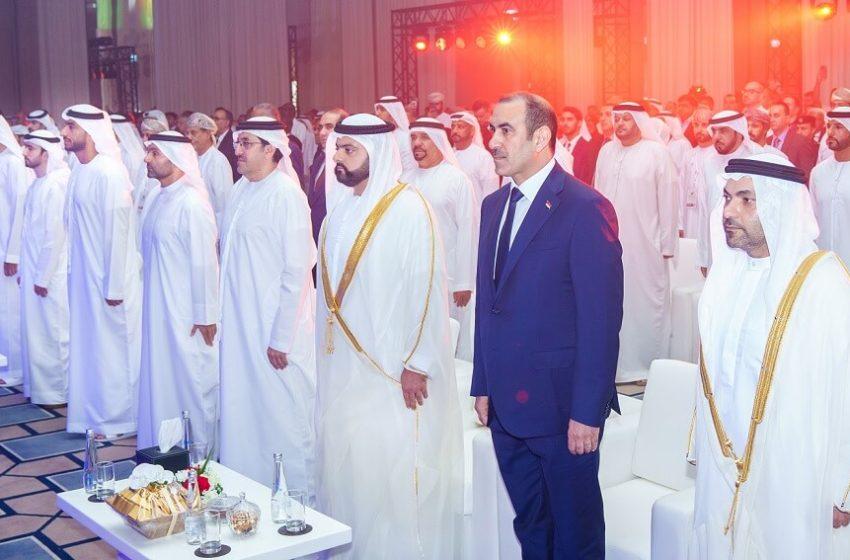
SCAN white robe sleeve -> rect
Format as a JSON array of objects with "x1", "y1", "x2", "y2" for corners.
[
  {"x1": 833, "y1": 409, "x2": 850, "y2": 512},
  {"x1": 208, "y1": 154, "x2": 234, "y2": 226},
  {"x1": 451, "y1": 175, "x2": 477, "y2": 293},
  {"x1": 656, "y1": 149, "x2": 679, "y2": 257},
  {"x1": 102, "y1": 169, "x2": 134, "y2": 300},
  {"x1": 185, "y1": 196, "x2": 220, "y2": 325},
  {"x1": 3, "y1": 162, "x2": 28, "y2": 264},
  {"x1": 268, "y1": 189, "x2": 316, "y2": 353},
  {"x1": 478, "y1": 152, "x2": 500, "y2": 199},
  {"x1": 696, "y1": 159, "x2": 713, "y2": 268},
  {"x1": 34, "y1": 178, "x2": 67, "y2": 287},
  {"x1": 401, "y1": 198, "x2": 451, "y2": 379}
]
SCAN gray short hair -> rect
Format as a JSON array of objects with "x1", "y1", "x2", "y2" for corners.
[
  {"x1": 188, "y1": 112, "x2": 217, "y2": 132},
  {"x1": 497, "y1": 91, "x2": 557, "y2": 151}
]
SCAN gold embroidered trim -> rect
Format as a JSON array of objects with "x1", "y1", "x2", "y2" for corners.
[
  {"x1": 698, "y1": 250, "x2": 827, "y2": 535},
  {"x1": 319, "y1": 182, "x2": 436, "y2": 385}
]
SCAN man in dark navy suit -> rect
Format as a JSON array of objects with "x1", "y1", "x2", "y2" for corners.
[
  {"x1": 471, "y1": 92, "x2": 624, "y2": 559},
  {"x1": 307, "y1": 108, "x2": 348, "y2": 244}
]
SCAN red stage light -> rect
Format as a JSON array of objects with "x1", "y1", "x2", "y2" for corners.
[
  {"x1": 435, "y1": 36, "x2": 448, "y2": 51},
  {"x1": 455, "y1": 36, "x2": 466, "y2": 49},
  {"x1": 496, "y1": 30, "x2": 512, "y2": 46},
  {"x1": 414, "y1": 35, "x2": 428, "y2": 51},
  {"x1": 812, "y1": 1, "x2": 836, "y2": 20},
  {"x1": 475, "y1": 35, "x2": 487, "y2": 49}
]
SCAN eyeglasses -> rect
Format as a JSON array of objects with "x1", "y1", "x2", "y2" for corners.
[{"x1": 233, "y1": 139, "x2": 263, "y2": 150}]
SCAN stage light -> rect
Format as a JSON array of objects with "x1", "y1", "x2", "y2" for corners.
[
  {"x1": 505, "y1": 6, "x2": 519, "y2": 16},
  {"x1": 434, "y1": 27, "x2": 451, "y2": 51},
  {"x1": 769, "y1": 38, "x2": 781, "y2": 49},
  {"x1": 475, "y1": 35, "x2": 487, "y2": 48},
  {"x1": 414, "y1": 35, "x2": 429, "y2": 52},
  {"x1": 812, "y1": 1, "x2": 836, "y2": 20},
  {"x1": 496, "y1": 30, "x2": 513, "y2": 46},
  {"x1": 455, "y1": 36, "x2": 467, "y2": 49}
]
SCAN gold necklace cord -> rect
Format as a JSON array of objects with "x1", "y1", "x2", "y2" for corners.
[
  {"x1": 697, "y1": 250, "x2": 828, "y2": 535},
  {"x1": 319, "y1": 182, "x2": 436, "y2": 386}
]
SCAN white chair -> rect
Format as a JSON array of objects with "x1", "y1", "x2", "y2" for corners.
[
  {"x1": 603, "y1": 359, "x2": 697, "y2": 560},
  {"x1": 669, "y1": 238, "x2": 704, "y2": 363},
  {"x1": 468, "y1": 394, "x2": 644, "y2": 559}
]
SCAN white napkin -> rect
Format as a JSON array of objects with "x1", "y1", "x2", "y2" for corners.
[{"x1": 158, "y1": 417, "x2": 183, "y2": 453}]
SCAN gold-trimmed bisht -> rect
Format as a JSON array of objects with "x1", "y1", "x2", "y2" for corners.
[{"x1": 697, "y1": 250, "x2": 826, "y2": 536}]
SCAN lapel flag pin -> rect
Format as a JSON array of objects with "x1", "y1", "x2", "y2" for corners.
[{"x1": 545, "y1": 200, "x2": 552, "y2": 210}]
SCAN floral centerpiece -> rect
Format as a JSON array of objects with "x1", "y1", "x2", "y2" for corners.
[
  {"x1": 175, "y1": 454, "x2": 224, "y2": 505},
  {"x1": 106, "y1": 464, "x2": 188, "y2": 539}
]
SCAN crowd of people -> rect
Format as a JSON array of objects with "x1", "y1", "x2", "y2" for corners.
[{"x1": 0, "y1": 77, "x2": 850, "y2": 558}]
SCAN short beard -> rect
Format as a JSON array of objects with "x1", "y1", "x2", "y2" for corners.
[{"x1": 335, "y1": 160, "x2": 369, "y2": 187}]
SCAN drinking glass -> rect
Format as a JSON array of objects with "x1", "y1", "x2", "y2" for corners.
[
  {"x1": 200, "y1": 509, "x2": 223, "y2": 554},
  {"x1": 95, "y1": 461, "x2": 115, "y2": 500},
  {"x1": 189, "y1": 443, "x2": 208, "y2": 466},
  {"x1": 279, "y1": 490, "x2": 306, "y2": 532}
]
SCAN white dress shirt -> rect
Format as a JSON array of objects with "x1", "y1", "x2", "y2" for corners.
[{"x1": 493, "y1": 156, "x2": 556, "y2": 276}]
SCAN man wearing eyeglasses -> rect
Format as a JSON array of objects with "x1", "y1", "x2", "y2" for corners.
[
  {"x1": 217, "y1": 116, "x2": 317, "y2": 495},
  {"x1": 741, "y1": 81, "x2": 767, "y2": 114}
]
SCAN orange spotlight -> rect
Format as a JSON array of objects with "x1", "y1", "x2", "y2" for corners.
[
  {"x1": 435, "y1": 37, "x2": 448, "y2": 51},
  {"x1": 414, "y1": 35, "x2": 428, "y2": 52},
  {"x1": 496, "y1": 30, "x2": 512, "y2": 46},
  {"x1": 812, "y1": 1, "x2": 836, "y2": 20},
  {"x1": 475, "y1": 35, "x2": 487, "y2": 49},
  {"x1": 455, "y1": 36, "x2": 467, "y2": 49}
]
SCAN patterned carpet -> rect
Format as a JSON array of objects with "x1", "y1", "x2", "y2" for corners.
[{"x1": 0, "y1": 385, "x2": 136, "y2": 559}]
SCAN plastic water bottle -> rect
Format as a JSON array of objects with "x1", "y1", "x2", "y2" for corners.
[
  {"x1": 270, "y1": 453, "x2": 288, "y2": 523},
  {"x1": 82, "y1": 429, "x2": 98, "y2": 494}
]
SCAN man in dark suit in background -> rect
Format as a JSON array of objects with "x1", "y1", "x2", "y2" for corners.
[
  {"x1": 768, "y1": 101, "x2": 819, "y2": 182},
  {"x1": 559, "y1": 106, "x2": 604, "y2": 185},
  {"x1": 213, "y1": 106, "x2": 239, "y2": 181},
  {"x1": 307, "y1": 108, "x2": 348, "y2": 244},
  {"x1": 472, "y1": 91, "x2": 624, "y2": 559}
]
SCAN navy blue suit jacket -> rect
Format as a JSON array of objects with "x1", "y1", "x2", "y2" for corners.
[
  {"x1": 471, "y1": 163, "x2": 623, "y2": 438},
  {"x1": 307, "y1": 148, "x2": 326, "y2": 244}
]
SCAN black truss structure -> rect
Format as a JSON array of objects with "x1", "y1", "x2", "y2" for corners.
[
  {"x1": 390, "y1": 0, "x2": 561, "y2": 104},
  {"x1": 288, "y1": 25, "x2": 299, "y2": 109},
  {"x1": 766, "y1": 0, "x2": 802, "y2": 98},
  {"x1": 593, "y1": 0, "x2": 630, "y2": 103},
  {"x1": 89, "y1": 45, "x2": 139, "y2": 115}
]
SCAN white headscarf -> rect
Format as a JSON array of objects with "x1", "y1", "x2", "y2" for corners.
[
  {"x1": 22, "y1": 130, "x2": 69, "y2": 174},
  {"x1": 612, "y1": 102, "x2": 662, "y2": 143},
  {"x1": 701, "y1": 152, "x2": 817, "y2": 319},
  {"x1": 144, "y1": 131, "x2": 206, "y2": 195},
  {"x1": 27, "y1": 109, "x2": 60, "y2": 134},
  {"x1": 709, "y1": 110, "x2": 761, "y2": 153},
  {"x1": 659, "y1": 111, "x2": 684, "y2": 140},
  {"x1": 111, "y1": 114, "x2": 145, "y2": 163},
  {"x1": 644, "y1": 97, "x2": 665, "y2": 113},
  {"x1": 375, "y1": 96, "x2": 410, "y2": 131},
  {"x1": 410, "y1": 118, "x2": 460, "y2": 167},
  {"x1": 234, "y1": 116, "x2": 300, "y2": 186},
  {"x1": 0, "y1": 115, "x2": 23, "y2": 160},
  {"x1": 826, "y1": 107, "x2": 850, "y2": 132},
  {"x1": 450, "y1": 111, "x2": 484, "y2": 147},
  {"x1": 61, "y1": 104, "x2": 122, "y2": 161},
  {"x1": 324, "y1": 113, "x2": 403, "y2": 216}
]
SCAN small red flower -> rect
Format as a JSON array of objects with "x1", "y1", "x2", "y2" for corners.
[{"x1": 181, "y1": 467, "x2": 211, "y2": 494}]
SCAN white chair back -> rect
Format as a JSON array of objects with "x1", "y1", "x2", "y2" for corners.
[
  {"x1": 669, "y1": 238, "x2": 703, "y2": 290},
  {"x1": 631, "y1": 359, "x2": 697, "y2": 491}
]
